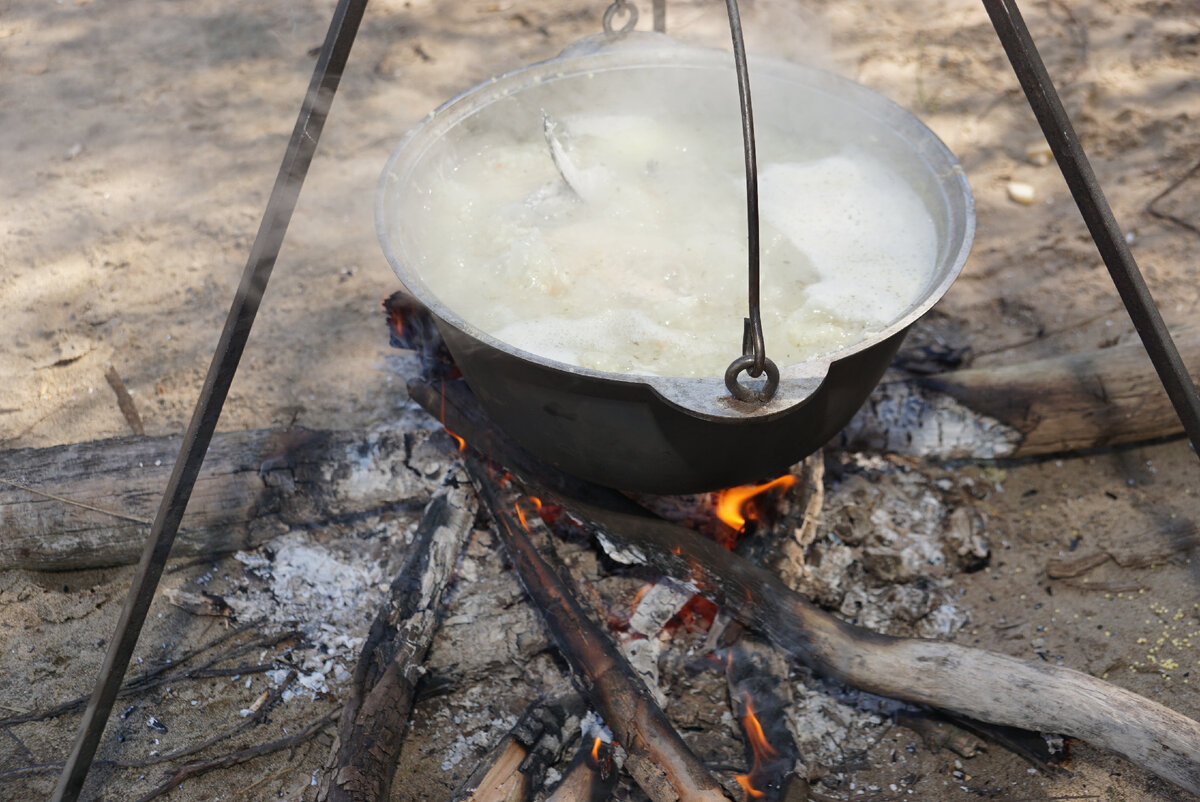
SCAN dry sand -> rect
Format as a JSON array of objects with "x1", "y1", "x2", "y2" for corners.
[{"x1": 2, "y1": 0, "x2": 1199, "y2": 799}]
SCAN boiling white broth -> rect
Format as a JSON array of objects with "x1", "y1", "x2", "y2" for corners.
[{"x1": 401, "y1": 111, "x2": 938, "y2": 378}]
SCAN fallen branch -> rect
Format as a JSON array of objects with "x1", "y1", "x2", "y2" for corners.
[
  {"x1": 0, "y1": 426, "x2": 435, "y2": 571},
  {"x1": 841, "y1": 326, "x2": 1200, "y2": 459},
  {"x1": 104, "y1": 365, "x2": 145, "y2": 436},
  {"x1": 414, "y1": 374, "x2": 1200, "y2": 797},
  {"x1": 465, "y1": 457, "x2": 732, "y2": 802},
  {"x1": 317, "y1": 474, "x2": 477, "y2": 802},
  {"x1": 0, "y1": 620, "x2": 285, "y2": 727},
  {"x1": 133, "y1": 706, "x2": 340, "y2": 802},
  {"x1": 450, "y1": 694, "x2": 584, "y2": 802}
]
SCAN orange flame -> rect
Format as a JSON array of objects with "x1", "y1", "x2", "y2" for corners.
[
  {"x1": 715, "y1": 475, "x2": 797, "y2": 532},
  {"x1": 733, "y1": 695, "x2": 778, "y2": 800},
  {"x1": 438, "y1": 376, "x2": 466, "y2": 452},
  {"x1": 734, "y1": 775, "x2": 765, "y2": 799},
  {"x1": 741, "y1": 697, "x2": 778, "y2": 763},
  {"x1": 387, "y1": 303, "x2": 404, "y2": 339},
  {"x1": 591, "y1": 736, "x2": 602, "y2": 762}
]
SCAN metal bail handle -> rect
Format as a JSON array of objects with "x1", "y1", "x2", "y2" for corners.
[{"x1": 722, "y1": 0, "x2": 777, "y2": 404}]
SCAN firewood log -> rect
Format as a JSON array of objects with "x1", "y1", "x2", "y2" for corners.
[
  {"x1": 317, "y1": 473, "x2": 477, "y2": 802},
  {"x1": 841, "y1": 326, "x2": 1200, "y2": 459},
  {"x1": 0, "y1": 427, "x2": 434, "y2": 571}
]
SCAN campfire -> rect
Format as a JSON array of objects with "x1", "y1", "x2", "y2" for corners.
[{"x1": 315, "y1": 293, "x2": 1198, "y2": 802}]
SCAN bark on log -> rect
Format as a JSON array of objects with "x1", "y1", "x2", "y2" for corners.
[
  {"x1": 841, "y1": 327, "x2": 1200, "y2": 459},
  {"x1": 317, "y1": 475, "x2": 477, "y2": 802},
  {"x1": 411, "y1": 374, "x2": 1200, "y2": 798},
  {"x1": 0, "y1": 426, "x2": 433, "y2": 571},
  {"x1": 465, "y1": 458, "x2": 732, "y2": 802}
]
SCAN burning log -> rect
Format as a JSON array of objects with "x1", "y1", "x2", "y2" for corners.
[
  {"x1": 0, "y1": 426, "x2": 435, "y2": 571},
  {"x1": 317, "y1": 474, "x2": 477, "y2": 802},
  {"x1": 411, "y1": 374, "x2": 1200, "y2": 798},
  {"x1": 450, "y1": 694, "x2": 585, "y2": 802},
  {"x1": 544, "y1": 736, "x2": 617, "y2": 802},
  {"x1": 464, "y1": 456, "x2": 733, "y2": 802},
  {"x1": 841, "y1": 326, "x2": 1200, "y2": 459}
]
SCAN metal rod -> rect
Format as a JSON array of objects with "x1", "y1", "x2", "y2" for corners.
[
  {"x1": 724, "y1": 0, "x2": 762, "y2": 375},
  {"x1": 981, "y1": 0, "x2": 1200, "y2": 458},
  {"x1": 50, "y1": 1, "x2": 369, "y2": 798},
  {"x1": 652, "y1": 0, "x2": 666, "y2": 33},
  {"x1": 722, "y1": 0, "x2": 778, "y2": 404}
]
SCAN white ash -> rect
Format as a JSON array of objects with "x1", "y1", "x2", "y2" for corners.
[
  {"x1": 628, "y1": 577, "x2": 694, "y2": 636},
  {"x1": 790, "y1": 455, "x2": 986, "y2": 638},
  {"x1": 224, "y1": 529, "x2": 400, "y2": 695},
  {"x1": 440, "y1": 718, "x2": 518, "y2": 772},
  {"x1": 594, "y1": 532, "x2": 648, "y2": 566},
  {"x1": 621, "y1": 636, "x2": 666, "y2": 707},
  {"x1": 579, "y1": 710, "x2": 613, "y2": 744},
  {"x1": 789, "y1": 671, "x2": 899, "y2": 778}
]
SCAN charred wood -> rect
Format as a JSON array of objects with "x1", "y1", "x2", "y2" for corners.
[
  {"x1": 464, "y1": 457, "x2": 732, "y2": 802},
  {"x1": 0, "y1": 426, "x2": 435, "y2": 571},
  {"x1": 544, "y1": 736, "x2": 617, "y2": 802},
  {"x1": 450, "y1": 693, "x2": 585, "y2": 802},
  {"x1": 725, "y1": 639, "x2": 806, "y2": 802},
  {"x1": 317, "y1": 474, "x2": 477, "y2": 802},
  {"x1": 568, "y1": 497, "x2": 1200, "y2": 796}
]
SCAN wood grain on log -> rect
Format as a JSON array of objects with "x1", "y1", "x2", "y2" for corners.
[
  {"x1": 465, "y1": 458, "x2": 732, "y2": 802},
  {"x1": 842, "y1": 327, "x2": 1200, "y2": 459},
  {"x1": 318, "y1": 475, "x2": 476, "y2": 802},
  {"x1": 0, "y1": 427, "x2": 431, "y2": 571}
]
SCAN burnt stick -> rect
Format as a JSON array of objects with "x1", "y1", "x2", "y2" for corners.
[
  {"x1": 464, "y1": 456, "x2": 732, "y2": 802},
  {"x1": 544, "y1": 736, "x2": 617, "y2": 802},
  {"x1": 317, "y1": 474, "x2": 477, "y2": 802}
]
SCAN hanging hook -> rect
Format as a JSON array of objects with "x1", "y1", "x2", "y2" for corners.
[
  {"x1": 602, "y1": 0, "x2": 638, "y2": 35},
  {"x1": 722, "y1": 0, "x2": 777, "y2": 403}
]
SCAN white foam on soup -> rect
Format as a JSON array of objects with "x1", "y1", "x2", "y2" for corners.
[{"x1": 399, "y1": 111, "x2": 938, "y2": 378}]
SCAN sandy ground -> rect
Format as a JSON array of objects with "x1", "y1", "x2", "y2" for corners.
[{"x1": 1, "y1": 0, "x2": 1199, "y2": 799}]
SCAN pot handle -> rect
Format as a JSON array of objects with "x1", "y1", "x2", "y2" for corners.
[{"x1": 645, "y1": 363, "x2": 829, "y2": 421}]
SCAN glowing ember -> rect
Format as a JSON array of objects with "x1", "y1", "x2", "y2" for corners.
[
  {"x1": 438, "y1": 376, "x2": 467, "y2": 452},
  {"x1": 715, "y1": 475, "x2": 798, "y2": 532}
]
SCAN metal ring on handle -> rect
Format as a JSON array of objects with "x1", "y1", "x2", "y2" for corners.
[
  {"x1": 603, "y1": 0, "x2": 638, "y2": 34},
  {"x1": 725, "y1": 353, "x2": 780, "y2": 403}
]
